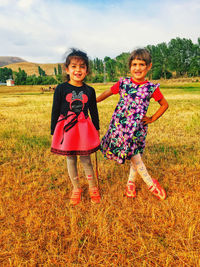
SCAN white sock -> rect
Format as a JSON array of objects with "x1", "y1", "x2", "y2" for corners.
[
  {"x1": 80, "y1": 155, "x2": 96, "y2": 188},
  {"x1": 131, "y1": 154, "x2": 154, "y2": 188},
  {"x1": 66, "y1": 156, "x2": 80, "y2": 189},
  {"x1": 127, "y1": 164, "x2": 137, "y2": 185}
]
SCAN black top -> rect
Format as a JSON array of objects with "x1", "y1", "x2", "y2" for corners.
[{"x1": 51, "y1": 82, "x2": 100, "y2": 135}]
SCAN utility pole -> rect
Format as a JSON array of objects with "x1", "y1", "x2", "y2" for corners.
[{"x1": 103, "y1": 62, "x2": 106, "y2": 84}]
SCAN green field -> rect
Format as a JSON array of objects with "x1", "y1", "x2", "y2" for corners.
[{"x1": 0, "y1": 82, "x2": 200, "y2": 266}]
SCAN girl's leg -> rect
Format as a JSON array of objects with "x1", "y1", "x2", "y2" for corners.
[
  {"x1": 66, "y1": 155, "x2": 80, "y2": 189},
  {"x1": 79, "y1": 155, "x2": 96, "y2": 188},
  {"x1": 128, "y1": 164, "x2": 137, "y2": 184},
  {"x1": 80, "y1": 155, "x2": 100, "y2": 203},
  {"x1": 131, "y1": 154, "x2": 154, "y2": 187},
  {"x1": 66, "y1": 155, "x2": 82, "y2": 205},
  {"x1": 131, "y1": 154, "x2": 166, "y2": 200},
  {"x1": 125, "y1": 164, "x2": 137, "y2": 197}
]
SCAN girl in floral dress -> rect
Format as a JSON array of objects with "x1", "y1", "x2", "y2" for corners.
[{"x1": 97, "y1": 48, "x2": 169, "y2": 200}]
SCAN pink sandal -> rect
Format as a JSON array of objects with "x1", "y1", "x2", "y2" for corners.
[
  {"x1": 89, "y1": 187, "x2": 101, "y2": 204},
  {"x1": 148, "y1": 179, "x2": 167, "y2": 200},
  {"x1": 70, "y1": 188, "x2": 82, "y2": 205},
  {"x1": 125, "y1": 182, "x2": 136, "y2": 198}
]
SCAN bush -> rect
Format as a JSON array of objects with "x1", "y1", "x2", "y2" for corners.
[
  {"x1": 91, "y1": 74, "x2": 104, "y2": 83},
  {"x1": 164, "y1": 70, "x2": 172, "y2": 79},
  {"x1": 86, "y1": 74, "x2": 104, "y2": 83}
]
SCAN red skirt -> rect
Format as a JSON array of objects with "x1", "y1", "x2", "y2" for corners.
[{"x1": 51, "y1": 111, "x2": 100, "y2": 155}]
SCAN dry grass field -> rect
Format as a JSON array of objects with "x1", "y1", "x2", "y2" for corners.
[
  {"x1": 2, "y1": 62, "x2": 64, "y2": 76},
  {"x1": 0, "y1": 81, "x2": 200, "y2": 266}
]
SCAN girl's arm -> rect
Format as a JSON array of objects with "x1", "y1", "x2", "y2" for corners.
[
  {"x1": 142, "y1": 97, "x2": 169, "y2": 125},
  {"x1": 96, "y1": 88, "x2": 113, "y2": 103},
  {"x1": 51, "y1": 86, "x2": 61, "y2": 135},
  {"x1": 88, "y1": 87, "x2": 100, "y2": 130}
]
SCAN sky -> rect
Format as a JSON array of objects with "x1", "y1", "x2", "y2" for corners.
[{"x1": 0, "y1": 0, "x2": 200, "y2": 63}]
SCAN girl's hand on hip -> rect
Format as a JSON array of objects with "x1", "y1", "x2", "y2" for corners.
[{"x1": 142, "y1": 115, "x2": 154, "y2": 125}]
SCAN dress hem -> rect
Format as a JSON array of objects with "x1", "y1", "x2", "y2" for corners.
[
  {"x1": 101, "y1": 149, "x2": 143, "y2": 164},
  {"x1": 51, "y1": 146, "x2": 100, "y2": 156}
]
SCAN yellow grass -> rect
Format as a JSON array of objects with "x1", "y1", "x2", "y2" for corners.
[{"x1": 0, "y1": 83, "x2": 200, "y2": 266}]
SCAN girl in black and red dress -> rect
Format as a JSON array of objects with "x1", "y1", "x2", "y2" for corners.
[{"x1": 51, "y1": 48, "x2": 100, "y2": 205}]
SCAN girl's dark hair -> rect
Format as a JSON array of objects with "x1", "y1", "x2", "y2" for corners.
[
  {"x1": 128, "y1": 48, "x2": 152, "y2": 68},
  {"x1": 64, "y1": 48, "x2": 89, "y2": 81}
]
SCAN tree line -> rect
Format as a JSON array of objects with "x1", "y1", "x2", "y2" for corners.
[
  {"x1": 87, "y1": 37, "x2": 200, "y2": 82},
  {"x1": 0, "y1": 37, "x2": 199, "y2": 85},
  {"x1": 0, "y1": 64, "x2": 63, "y2": 85}
]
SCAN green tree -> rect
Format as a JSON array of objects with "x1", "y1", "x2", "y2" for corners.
[
  {"x1": 104, "y1": 57, "x2": 117, "y2": 82},
  {"x1": 0, "y1": 67, "x2": 13, "y2": 82},
  {"x1": 58, "y1": 64, "x2": 62, "y2": 75},
  {"x1": 38, "y1": 66, "x2": 42, "y2": 76},
  {"x1": 146, "y1": 43, "x2": 172, "y2": 79},
  {"x1": 115, "y1": 52, "x2": 130, "y2": 77},
  {"x1": 90, "y1": 74, "x2": 104, "y2": 83},
  {"x1": 188, "y1": 41, "x2": 200, "y2": 76},
  {"x1": 26, "y1": 75, "x2": 37, "y2": 85},
  {"x1": 168, "y1": 37, "x2": 194, "y2": 77},
  {"x1": 93, "y1": 58, "x2": 104, "y2": 74},
  {"x1": 56, "y1": 74, "x2": 63, "y2": 84},
  {"x1": 38, "y1": 66, "x2": 46, "y2": 76},
  {"x1": 14, "y1": 68, "x2": 27, "y2": 85}
]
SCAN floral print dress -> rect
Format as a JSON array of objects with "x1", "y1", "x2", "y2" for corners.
[{"x1": 100, "y1": 78, "x2": 159, "y2": 164}]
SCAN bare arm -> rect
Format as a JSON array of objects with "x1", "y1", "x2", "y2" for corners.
[
  {"x1": 142, "y1": 97, "x2": 169, "y2": 125},
  {"x1": 96, "y1": 88, "x2": 113, "y2": 103}
]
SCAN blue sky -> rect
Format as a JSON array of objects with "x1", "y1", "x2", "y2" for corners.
[{"x1": 0, "y1": 0, "x2": 199, "y2": 63}]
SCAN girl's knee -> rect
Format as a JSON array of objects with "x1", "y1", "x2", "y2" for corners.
[
  {"x1": 131, "y1": 154, "x2": 142, "y2": 165},
  {"x1": 66, "y1": 156, "x2": 77, "y2": 169},
  {"x1": 67, "y1": 155, "x2": 77, "y2": 162},
  {"x1": 80, "y1": 155, "x2": 91, "y2": 165}
]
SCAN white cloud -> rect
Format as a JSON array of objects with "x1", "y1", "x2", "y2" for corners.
[
  {"x1": 17, "y1": 0, "x2": 35, "y2": 10},
  {"x1": 0, "y1": 0, "x2": 199, "y2": 63}
]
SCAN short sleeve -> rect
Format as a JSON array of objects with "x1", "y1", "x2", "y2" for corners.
[
  {"x1": 151, "y1": 87, "x2": 163, "y2": 101},
  {"x1": 111, "y1": 81, "x2": 120, "y2": 94}
]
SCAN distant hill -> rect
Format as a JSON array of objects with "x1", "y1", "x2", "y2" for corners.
[
  {"x1": 0, "y1": 56, "x2": 26, "y2": 67},
  {"x1": 1, "y1": 61, "x2": 64, "y2": 76}
]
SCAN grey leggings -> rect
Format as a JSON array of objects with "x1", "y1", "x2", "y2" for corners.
[{"x1": 66, "y1": 155, "x2": 96, "y2": 188}]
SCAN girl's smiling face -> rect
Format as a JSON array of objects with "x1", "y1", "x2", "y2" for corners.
[
  {"x1": 130, "y1": 59, "x2": 152, "y2": 83},
  {"x1": 66, "y1": 58, "x2": 88, "y2": 86}
]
